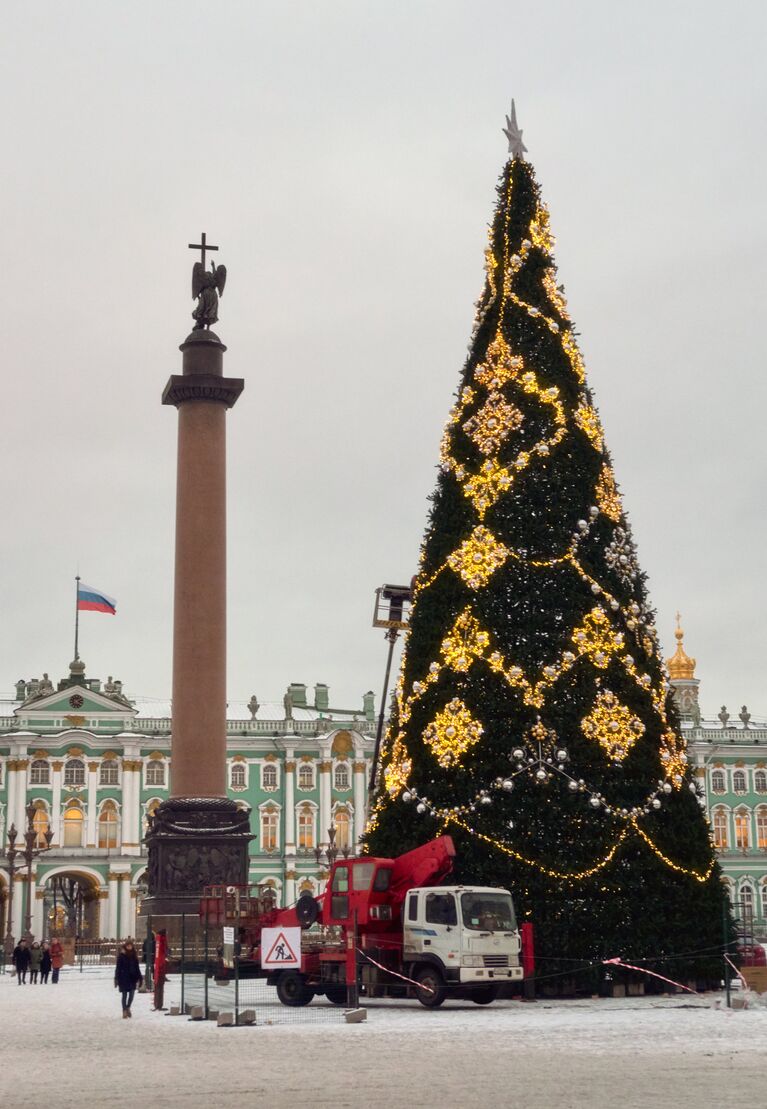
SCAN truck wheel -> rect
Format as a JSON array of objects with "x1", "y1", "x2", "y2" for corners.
[
  {"x1": 276, "y1": 971, "x2": 315, "y2": 1007},
  {"x1": 471, "y1": 985, "x2": 498, "y2": 1005},
  {"x1": 324, "y1": 984, "x2": 348, "y2": 1006},
  {"x1": 415, "y1": 967, "x2": 446, "y2": 1009}
]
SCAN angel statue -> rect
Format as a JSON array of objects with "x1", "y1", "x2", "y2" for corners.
[{"x1": 192, "y1": 259, "x2": 227, "y2": 329}]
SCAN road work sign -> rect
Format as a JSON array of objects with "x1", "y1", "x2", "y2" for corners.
[{"x1": 261, "y1": 927, "x2": 301, "y2": 969}]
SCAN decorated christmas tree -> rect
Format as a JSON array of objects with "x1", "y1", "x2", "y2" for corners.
[{"x1": 366, "y1": 105, "x2": 728, "y2": 984}]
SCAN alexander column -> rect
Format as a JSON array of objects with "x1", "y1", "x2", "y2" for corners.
[{"x1": 143, "y1": 235, "x2": 251, "y2": 929}]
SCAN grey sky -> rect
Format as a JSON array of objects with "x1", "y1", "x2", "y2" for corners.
[{"x1": 1, "y1": 1, "x2": 765, "y2": 718}]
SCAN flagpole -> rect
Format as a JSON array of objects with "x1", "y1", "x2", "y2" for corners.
[{"x1": 74, "y1": 575, "x2": 81, "y2": 661}]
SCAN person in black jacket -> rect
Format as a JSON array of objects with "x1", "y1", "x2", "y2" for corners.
[
  {"x1": 13, "y1": 940, "x2": 31, "y2": 985},
  {"x1": 40, "y1": 942, "x2": 52, "y2": 984},
  {"x1": 114, "y1": 940, "x2": 143, "y2": 1018}
]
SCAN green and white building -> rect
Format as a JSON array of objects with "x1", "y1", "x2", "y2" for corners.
[
  {"x1": 668, "y1": 622, "x2": 767, "y2": 937},
  {"x1": 0, "y1": 660, "x2": 376, "y2": 942}
]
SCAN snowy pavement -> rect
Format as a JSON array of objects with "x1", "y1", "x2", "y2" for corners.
[{"x1": 1, "y1": 967, "x2": 765, "y2": 1108}]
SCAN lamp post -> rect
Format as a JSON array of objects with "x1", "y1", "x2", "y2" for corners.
[
  {"x1": 2, "y1": 824, "x2": 19, "y2": 962},
  {"x1": 20, "y1": 802, "x2": 54, "y2": 938},
  {"x1": 369, "y1": 584, "x2": 413, "y2": 793}
]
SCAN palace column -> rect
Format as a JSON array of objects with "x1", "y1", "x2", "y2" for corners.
[
  {"x1": 50, "y1": 761, "x2": 63, "y2": 846},
  {"x1": 11, "y1": 874, "x2": 25, "y2": 938},
  {"x1": 12, "y1": 759, "x2": 30, "y2": 834},
  {"x1": 353, "y1": 755, "x2": 367, "y2": 848},
  {"x1": 5, "y1": 758, "x2": 17, "y2": 837},
  {"x1": 319, "y1": 759, "x2": 332, "y2": 846},
  {"x1": 142, "y1": 262, "x2": 251, "y2": 930},
  {"x1": 284, "y1": 757, "x2": 296, "y2": 853},
  {"x1": 120, "y1": 759, "x2": 140, "y2": 853},
  {"x1": 119, "y1": 874, "x2": 133, "y2": 938},
  {"x1": 86, "y1": 762, "x2": 99, "y2": 847},
  {"x1": 107, "y1": 871, "x2": 120, "y2": 938}
]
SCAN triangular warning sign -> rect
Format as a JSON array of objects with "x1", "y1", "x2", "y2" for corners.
[{"x1": 265, "y1": 931, "x2": 298, "y2": 964}]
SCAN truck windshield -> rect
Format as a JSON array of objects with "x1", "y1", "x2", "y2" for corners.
[{"x1": 461, "y1": 893, "x2": 516, "y2": 932}]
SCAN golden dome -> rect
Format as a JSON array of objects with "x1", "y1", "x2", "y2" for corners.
[{"x1": 666, "y1": 613, "x2": 696, "y2": 681}]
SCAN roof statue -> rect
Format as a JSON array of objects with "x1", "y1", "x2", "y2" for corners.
[
  {"x1": 189, "y1": 232, "x2": 227, "y2": 330},
  {"x1": 666, "y1": 612, "x2": 696, "y2": 681},
  {"x1": 502, "y1": 99, "x2": 528, "y2": 160}
]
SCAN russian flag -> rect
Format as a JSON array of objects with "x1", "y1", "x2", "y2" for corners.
[{"x1": 77, "y1": 582, "x2": 117, "y2": 615}]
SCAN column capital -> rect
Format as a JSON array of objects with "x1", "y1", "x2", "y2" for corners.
[
  {"x1": 88, "y1": 761, "x2": 99, "y2": 773},
  {"x1": 162, "y1": 374, "x2": 244, "y2": 408},
  {"x1": 285, "y1": 761, "x2": 297, "y2": 773},
  {"x1": 353, "y1": 761, "x2": 367, "y2": 773}
]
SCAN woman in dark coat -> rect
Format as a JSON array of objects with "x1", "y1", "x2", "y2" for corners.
[
  {"x1": 40, "y1": 942, "x2": 52, "y2": 984},
  {"x1": 114, "y1": 940, "x2": 143, "y2": 1018},
  {"x1": 12, "y1": 941, "x2": 31, "y2": 985}
]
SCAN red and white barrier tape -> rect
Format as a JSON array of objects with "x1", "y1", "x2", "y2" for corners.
[
  {"x1": 603, "y1": 957, "x2": 697, "y2": 994},
  {"x1": 357, "y1": 948, "x2": 435, "y2": 994}
]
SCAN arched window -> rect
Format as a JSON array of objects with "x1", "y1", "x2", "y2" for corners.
[
  {"x1": 261, "y1": 807, "x2": 279, "y2": 853},
  {"x1": 712, "y1": 807, "x2": 728, "y2": 849},
  {"x1": 30, "y1": 759, "x2": 50, "y2": 785},
  {"x1": 761, "y1": 883, "x2": 767, "y2": 920},
  {"x1": 63, "y1": 802, "x2": 84, "y2": 847},
  {"x1": 711, "y1": 769, "x2": 726, "y2": 794},
  {"x1": 32, "y1": 804, "x2": 50, "y2": 848},
  {"x1": 740, "y1": 883, "x2": 755, "y2": 917},
  {"x1": 334, "y1": 763, "x2": 350, "y2": 791},
  {"x1": 100, "y1": 759, "x2": 119, "y2": 786},
  {"x1": 262, "y1": 763, "x2": 278, "y2": 791},
  {"x1": 146, "y1": 760, "x2": 165, "y2": 787},
  {"x1": 299, "y1": 878, "x2": 315, "y2": 895},
  {"x1": 98, "y1": 800, "x2": 120, "y2": 849},
  {"x1": 334, "y1": 808, "x2": 351, "y2": 851},
  {"x1": 298, "y1": 763, "x2": 314, "y2": 790},
  {"x1": 757, "y1": 807, "x2": 767, "y2": 850},
  {"x1": 230, "y1": 763, "x2": 246, "y2": 789},
  {"x1": 297, "y1": 804, "x2": 315, "y2": 850},
  {"x1": 64, "y1": 759, "x2": 85, "y2": 787},
  {"x1": 144, "y1": 798, "x2": 161, "y2": 835},
  {"x1": 755, "y1": 771, "x2": 767, "y2": 794},
  {"x1": 733, "y1": 770, "x2": 747, "y2": 795},
  {"x1": 734, "y1": 809, "x2": 751, "y2": 850}
]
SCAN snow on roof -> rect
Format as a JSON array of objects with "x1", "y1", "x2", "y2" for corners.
[{"x1": 130, "y1": 698, "x2": 364, "y2": 723}]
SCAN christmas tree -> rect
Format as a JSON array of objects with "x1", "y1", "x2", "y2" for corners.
[{"x1": 366, "y1": 105, "x2": 729, "y2": 985}]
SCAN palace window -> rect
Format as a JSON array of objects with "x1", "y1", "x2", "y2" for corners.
[
  {"x1": 755, "y1": 771, "x2": 767, "y2": 794},
  {"x1": 733, "y1": 770, "x2": 747, "y2": 795},
  {"x1": 261, "y1": 808, "x2": 279, "y2": 853},
  {"x1": 230, "y1": 762, "x2": 247, "y2": 789},
  {"x1": 262, "y1": 763, "x2": 278, "y2": 791},
  {"x1": 144, "y1": 798, "x2": 161, "y2": 835},
  {"x1": 298, "y1": 763, "x2": 314, "y2": 790},
  {"x1": 297, "y1": 804, "x2": 315, "y2": 850},
  {"x1": 33, "y1": 804, "x2": 50, "y2": 848},
  {"x1": 712, "y1": 807, "x2": 728, "y2": 849},
  {"x1": 98, "y1": 800, "x2": 120, "y2": 849},
  {"x1": 740, "y1": 883, "x2": 755, "y2": 917},
  {"x1": 64, "y1": 759, "x2": 85, "y2": 787},
  {"x1": 710, "y1": 770, "x2": 726, "y2": 794},
  {"x1": 63, "y1": 803, "x2": 84, "y2": 847},
  {"x1": 734, "y1": 809, "x2": 751, "y2": 851},
  {"x1": 757, "y1": 807, "x2": 767, "y2": 851},
  {"x1": 146, "y1": 760, "x2": 166, "y2": 787},
  {"x1": 761, "y1": 883, "x2": 767, "y2": 920},
  {"x1": 30, "y1": 759, "x2": 50, "y2": 786},
  {"x1": 100, "y1": 759, "x2": 119, "y2": 786},
  {"x1": 334, "y1": 808, "x2": 351, "y2": 851},
  {"x1": 334, "y1": 763, "x2": 350, "y2": 791}
]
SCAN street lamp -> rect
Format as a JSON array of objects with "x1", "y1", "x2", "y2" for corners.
[
  {"x1": 20, "y1": 802, "x2": 54, "y2": 938},
  {"x1": 369, "y1": 584, "x2": 412, "y2": 792},
  {"x1": 2, "y1": 824, "x2": 19, "y2": 961}
]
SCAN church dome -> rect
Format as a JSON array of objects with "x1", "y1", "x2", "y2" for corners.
[{"x1": 666, "y1": 616, "x2": 696, "y2": 681}]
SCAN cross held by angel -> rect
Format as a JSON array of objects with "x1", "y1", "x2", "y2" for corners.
[{"x1": 189, "y1": 232, "x2": 227, "y2": 330}]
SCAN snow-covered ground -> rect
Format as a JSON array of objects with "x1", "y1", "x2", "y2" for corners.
[{"x1": 1, "y1": 966, "x2": 765, "y2": 1108}]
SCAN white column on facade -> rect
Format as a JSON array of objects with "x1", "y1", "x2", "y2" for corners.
[
  {"x1": 32, "y1": 872, "x2": 45, "y2": 939},
  {"x1": 319, "y1": 759, "x2": 332, "y2": 846},
  {"x1": 98, "y1": 890, "x2": 109, "y2": 939},
  {"x1": 284, "y1": 754, "x2": 296, "y2": 852},
  {"x1": 119, "y1": 875, "x2": 134, "y2": 938},
  {"x1": 6, "y1": 759, "x2": 17, "y2": 839},
  {"x1": 120, "y1": 759, "x2": 138, "y2": 852},
  {"x1": 353, "y1": 754, "x2": 367, "y2": 849},
  {"x1": 50, "y1": 762, "x2": 63, "y2": 846},
  {"x1": 107, "y1": 872, "x2": 119, "y2": 938},
  {"x1": 11, "y1": 875, "x2": 24, "y2": 939},
  {"x1": 14, "y1": 759, "x2": 30, "y2": 834},
  {"x1": 86, "y1": 762, "x2": 99, "y2": 847}
]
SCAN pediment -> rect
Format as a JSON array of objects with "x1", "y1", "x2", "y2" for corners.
[{"x1": 16, "y1": 685, "x2": 137, "y2": 719}]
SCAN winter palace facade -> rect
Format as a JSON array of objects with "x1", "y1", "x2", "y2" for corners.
[
  {"x1": 0, "y1": 660, "x2": 377, "y2": 943},
  {"x1": 2, "y1": 622, "x2": 766, "y2": 944}
]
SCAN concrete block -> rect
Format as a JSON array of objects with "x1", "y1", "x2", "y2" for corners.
[
  {"x1": 731, "y1": 997, "x2": 749, "y2": 1011},
  {"x1": 166, "y1": 1006, "x2": 181, "y2": 1016},
  {"x1": 188, "y1": 1005, "x2": 204, "y2": 1021},
  {"x1": 611, "y1": 984, "x2": 626, "y2": 998},
  {"x1": 627, "y1": 982, "x2": 645, "y2": 997},
  {"x1": 344, "y1": 1007, "x2": 367, "y2": 1024},
  {"x1": 238, "y1": 1009, "x2": 256, "y2": 1025},
  {"x1": 217, "y1": 1012, "x2": 235, "y2": 1027},
  {"x1": 207, "y1": 1009, "x2": 219, "y2": 1020}
]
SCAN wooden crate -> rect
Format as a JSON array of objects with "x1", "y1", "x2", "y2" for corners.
[{"x1": 741, "y1": 966, "x2": 767, "y2": 993}]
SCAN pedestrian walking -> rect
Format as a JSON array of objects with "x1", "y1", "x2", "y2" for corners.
[
  {"x1": 114, "y1": 940, "x2": 143, "y2": 1018},
  {"x1": 12, "y1": 940, "x2": 31, "y2": 984},
  {"x1": 49, "y1": 938, "x2": 64, "y2": 984},
  {"x1": 40, "y1": 941, "x2": 52, "y2": 984},
  {"x1": 29, "y1": 941, "x2": 43, "y2": 983},
  {"x1": 153, "y1": 928, "x2": 168, "y2": 1011}
]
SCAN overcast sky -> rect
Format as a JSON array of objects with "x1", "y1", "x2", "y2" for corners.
[{"x1": 1, "y1": 1, "x2": 765, "y2": 718}]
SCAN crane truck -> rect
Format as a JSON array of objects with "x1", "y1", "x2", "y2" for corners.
[{"x1": 200, "y1": 835, "x2": 523, "y2": 1008}]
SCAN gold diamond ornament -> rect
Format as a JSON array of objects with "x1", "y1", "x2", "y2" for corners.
[
  {"x1": 423, "y1": 698, "x2": 484, "y2": 768},
  {"x1": 447, "y1": 526, "x2": 510, "y2": 590},
  {"x1": 581, "y1": 689, "x2": 645, "y2": 761}
]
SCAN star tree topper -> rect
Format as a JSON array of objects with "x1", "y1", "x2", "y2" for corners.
[{"x1": 503, "y1": 99, "x2": 528, "y2": 159}]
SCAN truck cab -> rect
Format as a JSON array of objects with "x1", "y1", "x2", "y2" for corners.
[{"x1": 403, "y1": 885, "x2": 522, "y2": 1006}]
